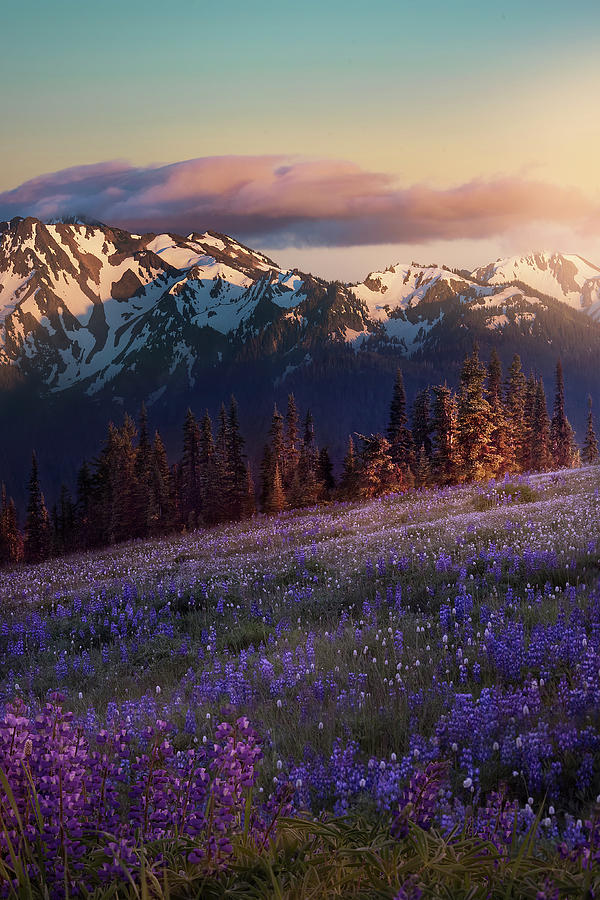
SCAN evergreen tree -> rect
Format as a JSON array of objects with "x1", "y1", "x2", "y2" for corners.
[
  {"x1": 582, "y1": 396, "x2": 599, "y2": 465},
  {"x1": 24, "y1": 452, "x2": 51, "y2": 563},
  {"x1": 284, "y1": 394, "x2": 300, "y2": 488},
  {"x1": 199, "y1": 411, "x2": 220, "y2": 525},
  {"x1": 339, "y1": 436, "x2": 359, "y2": 499},
  {"x1": 134, "y1": 403, "x2": 154, "y2": 536},
  {"x1": 151, "y1": 431, "x2": 173, "y2": 531},
  {"x1": 259, "y1": 444, "x2": 274, "y2": 512},
  {"x1": 387, "y1": 368, "x2": 414, "y2": 470},
  {"x1": 521, "y1": 372, "x2": 538, "y2": 472},
  {"x1": 269, "y1": 405, "x2": 286, "y2": 478},
  {"x1": 550, "y1": 359, "x2": 576, "y2": 468},
  {"x1": 355, "y1": 434, "x2": 399, "y2": 498},
  {"x1": 75, "y1": 460, "x2": 94, "y2": 549},
  {"x1": 412, "y1": 389, "x2": 432, "y2": 459},
  {"x1": 297, "y1": 411, "x2": 319, "y2": 506},
  {"x1": 506, "y1": 355, "x2": 527, "y2": 471},
  {"x1": 456, "y1": 346, "x2": 496, "y2": 481},
  {"x1": 213, "y1": 402, "x2": 231, "y2": 522},
  {"x1": 431, "y1": 385, "x2": 458, "y2": 485},
  {"x1": 243, "y1": 463, "x2": 256, "y2": 517},
  {"x1": 53, "y1": 484, "x2": 75, "y2": 554},
  {"x1": 181, "y1": 409, "x2": 202, "y2": 528},
  {"x1": 227, "y1": 396, "x2": 248, "y2": 520},
  {"x1": 0, "y1": 485, "x2": 22, "y2": 565},
  {"x1": 413, "y1": 444, "x2": 432, "y2": 489},
  {"x1": 265, "y1": 463, "x2": 286, "y2": 514},
  {"x1": 317, "y1": 447, "x2": 335, "y2": 498},
  {"x1": 531, "y1": 378, "x2": 553, "y2": 471},
  {"x1": 487, "y1": 349, "x2": 512, "y2": 476}
]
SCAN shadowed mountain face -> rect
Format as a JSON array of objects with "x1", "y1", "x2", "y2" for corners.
[{"x1": 1, "y1": 217, "x2": 600, "y2": 503}]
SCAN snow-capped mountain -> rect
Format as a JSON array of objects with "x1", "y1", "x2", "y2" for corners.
[
  {"x1": 0, "y1": 217, "x2": 319, "y2": 392},
  {"x1": 1, "y1": 217, "x2": 600, "y2": 399},
  {"x1": 471, "y1": 251, "x2": 600, "y2": 318}
]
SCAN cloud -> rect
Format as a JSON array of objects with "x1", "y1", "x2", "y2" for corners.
[{"x1": 0, "y1": 155, "x2": 597, "y2": 247}]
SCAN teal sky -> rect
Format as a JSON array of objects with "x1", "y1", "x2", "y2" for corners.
[{"x1": 1, "y1": 0, "x2": 599, "y2": 276}]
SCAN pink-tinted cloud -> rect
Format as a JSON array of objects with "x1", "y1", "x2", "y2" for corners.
[{"x1": 0, "y1": 156, "x2": 596, "y2": 247}]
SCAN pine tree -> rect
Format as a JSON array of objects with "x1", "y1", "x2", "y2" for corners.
[
  {"x1": 0, "y1": 485, "x2": 22, "y2": 565},
  {"x1": 181, "y1": 409, "x2": 202, "y2": 528},
  {"x1": 355, "y1": 434, "x2": 399, "y2": 498},
  {"x1": 412, "y1": 389, "x2": 432, "y2": 459},
  {"x1": 199, "y1": 411, "x2": 219, "y2": 525},
  {"x1": 387, "y1": 368, "x2": 414, "y2": 471},
  {"x1": 297, "y1": 411, "x2": 319, "y2": 506},
  {"x1": 413, "y1": 444, "x2": 432, "y2": 489},
  {"x1": 487, "y1": 349, "x2": 512, "y2": 476},
  {"x1": 151, "y1": 431, "x2": 173, "y2": 531},
  {"x1": 284, "y1": 394, "x2": 300, "y2": 488},
  {"x1": 521, "y1": 372, "x2": 538, "y2": 472},
  {"x1": 550, "y1": 359, "x2": 576, "y2": 469},
  {"x1": 227, "y1": 396, "x2": 248, "y2": 520},
  {"x1": 75, "y1": 460, "x2": 94, "y2": 549},
  {"x1": 317, "y1": 447, "x2": 335, "y2": 498},
  {"x1": 266, "y1": 463, "x2": 286, "y2": 514},
  {"x1": 431, "y1": 385, "x2": 458, "y2": 485},
  {"x1": 269, "y1": 405, "x2": 286, "y2": 478},
  {"x1": 134, "y1": 403, "x2": 154, "y2": 536},
  {"x1": 582, "y1": 396, "x2": 599, "y2": 465},
  {"x1": 456, "y1": 346, "x2": 497, "y2": 481},
  {"x1": 213, "y1": 403, "x2": 231, "y2": 522},
  {"x1": 24, "y1": 452, "x2": 51, "y2": 563},
  {"x1": 506, "y1": 355, "x2": 527, "y2": 471},
  {"x1": 531, "y1": 378, "x2": 553, "y2": 471},
  {"x1": 53, "y1": 484, "x2": 75, "y2": 554},
  {"x1": 243, "y1": 463, "x2": 256, "y2": 517},
  {"x1": 339, "y1": 436, "x2": 359, "y2": 499},
  {"x1": 259, "y1": 444, "x2": 274, "y2": 512}
]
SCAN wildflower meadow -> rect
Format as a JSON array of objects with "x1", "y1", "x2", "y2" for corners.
[{"x1": 1, "y1": 466, "x2": 600, "y2": 897}]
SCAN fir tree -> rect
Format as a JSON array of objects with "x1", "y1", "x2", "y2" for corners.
[
  {"x1": 284, "y1": 394, "x2": 300, "y2": 488},
  {"x1": 532, "y1": 378, "x2": 553, "y2": 471},
  {"x1": 75, "y1": 460, "x2": 94, "y2": 549},
  {"x1": 151, "y1": 431, "x2": 173, "y2": 531},
  {"x1": 387, "y1": 368, "x2": 414, "y2": 470},
  {"x1": 243, "y1": 463, "x2": 256, "y2": 517},
  {"x1": 227, "y1": 396, "x2": 248, "y2": 520},
  {"x1": 259, "y1": 444, "x2": 274, "y2": 512},
  {"x1": 24, "y1": 452, "x2": 51, "y2": 563},
  {"x1": 413, "y1": 444, "x2": 432, "y2": 489},
  {"x1": 550, "y1": 359, "x2": 576, "y2": 468},
  {"x1": 134, "y1": 403, "x2": 154, "y2": 536},
  {"x1": 487, "y1": 349, "x2": 512, "y2": 476},
  {"x1": 199, "y1": 411, "x2": 219, "y2": 525},
  {"x1": 266, "y1": 464, "x2": 286, "y2": 514},
  {"x1": 582, "y1": 396, "x2": 599, "y2": 465},
  {"x1": 339, "y1": 436, "x2": 359, "y2": 499},
  {"x1": 0, "y1": 485, "x2": 22, "y2": 565},
  {"x1": 521, "y1": 372, "x2": 538, "y2": 472},
  {"x1": 412, "y1": 389, "x2": 432, "y2": 459},
  {"x1": 181, "y1": 409, "x2": 202, "y2": 528},
  {"x1": 318, "y1": 447, "x2": 335, "y2": 498},
  {"x1": 355, "y1": 434, "x2": 399, "y2": 498},
  {"x1": 296, "y1": 411, "x2": 319, "y2": 506},
  {"x1": 431, "y1": 385, "x2": 457, "y2": 485},
  {"x1": 506, "y1": 355, "x2": 527, "y2": 471},
  {"x1": 456, "y1": 346, "x2": 496, "y2": 481},
  {"x1": 213, "y1": 403, "x2": 231, "y2": 522}
]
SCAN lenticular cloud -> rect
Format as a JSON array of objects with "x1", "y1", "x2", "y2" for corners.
[{"x1": 0, "y1": 155, "x2": 595, "y2": 247}]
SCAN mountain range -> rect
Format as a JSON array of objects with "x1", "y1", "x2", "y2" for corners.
[{"x1": 1, "y1": 215, "x2": 600, "y2": 502}]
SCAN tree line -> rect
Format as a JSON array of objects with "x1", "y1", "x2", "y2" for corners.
[{"x1": 1, "y1": 346, "x2": 598, "y2": 566}]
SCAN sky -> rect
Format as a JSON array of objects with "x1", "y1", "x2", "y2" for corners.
[{"x1": 1, "y1": 0, "x2": 599, "y2": 280}]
